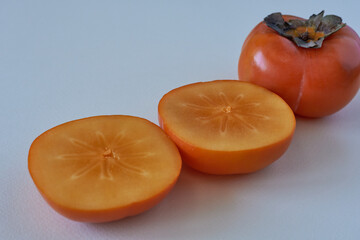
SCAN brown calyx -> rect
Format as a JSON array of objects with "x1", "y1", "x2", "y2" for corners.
[{"x1": 264, "y1": 11, "x2": 345, "y2": 48}]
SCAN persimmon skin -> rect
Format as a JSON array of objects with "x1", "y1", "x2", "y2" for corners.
[{"x1": 238, "y1": 15, "x2": 360, "y2": 117}]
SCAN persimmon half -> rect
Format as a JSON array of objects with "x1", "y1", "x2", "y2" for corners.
[
  {"x1": 28, "y1": 115, "x2": 181, "y2": 222},
  {"x1": 238, "y1": 11, "x2": 360, "y2": 117},
  {"x1": 158, "y1": 80, "x2": 296, "y2": 175}
]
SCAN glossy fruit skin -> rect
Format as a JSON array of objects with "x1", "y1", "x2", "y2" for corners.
[{"x1": 238, "y1": 15, "x2": 360, "y2": 117}]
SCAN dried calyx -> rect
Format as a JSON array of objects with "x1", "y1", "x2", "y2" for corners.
[{"x1": 264, "y1": 11, "x2": 345, "y2": 48}]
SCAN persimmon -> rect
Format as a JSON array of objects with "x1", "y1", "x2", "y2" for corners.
[
  {"x1": 238, "y1": 11, "x2": 360, "y2": 117},
  {"x1": 28, "y1": 115, "x2": 181, "y2": 222},
  {"x1": 158, "y1": 80, "x2": 295, "y2": 175}
]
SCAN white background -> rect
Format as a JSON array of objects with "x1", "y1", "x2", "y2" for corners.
[{"x1": 1, "y1": 1, "x2": 360, "y2": 239}]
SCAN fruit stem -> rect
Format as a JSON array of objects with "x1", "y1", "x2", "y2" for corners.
[{"x1": 264, "y1": 11, "x2": 346, "y2": 48}]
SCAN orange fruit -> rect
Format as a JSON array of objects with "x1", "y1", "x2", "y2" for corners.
[
  {"x1": 28, "y1": 115, "x2": 181, "y2": 222},
  {"x1": 158, "y1": 80, "x2": 295, "y2": 174}
]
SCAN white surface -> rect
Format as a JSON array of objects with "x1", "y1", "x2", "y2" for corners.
[{"x1": 1, "y1": 1, "x2": 360, "y2": 239}]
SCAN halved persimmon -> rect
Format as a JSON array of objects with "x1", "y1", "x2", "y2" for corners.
[
  {"x1": 28, "y1": 115, "x2": 181, "y2": 222},
  {"x1": 158, "y1": 80, "x2": 295, "y2": 174}
]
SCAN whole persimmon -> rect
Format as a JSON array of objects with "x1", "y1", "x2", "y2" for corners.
[{"x1": 238, "y1": 11, "x2": 360, "y2": 117}]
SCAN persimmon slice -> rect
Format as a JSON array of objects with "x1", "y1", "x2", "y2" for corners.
[
  {"x1": 28, "y1": 115, "x2": 181, "y2": 222},
  {"x1": 158, "y1": 80, "x2": 295, "y2": 174}
]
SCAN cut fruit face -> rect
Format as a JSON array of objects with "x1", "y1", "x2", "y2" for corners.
[
  {"x1": 158, "y1": 80, "x2": 295, "y2": 174},
  {"x1": 28, "y1": 115, "x2": 181, "y2": 222}
]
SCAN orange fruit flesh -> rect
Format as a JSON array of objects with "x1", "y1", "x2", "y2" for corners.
[
  {"x1": 28, "y1": 115, "x2": 181, "y2": 222},
  {"x1": 158, "y1": 80, "x2": 295, "y2": 174}
]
